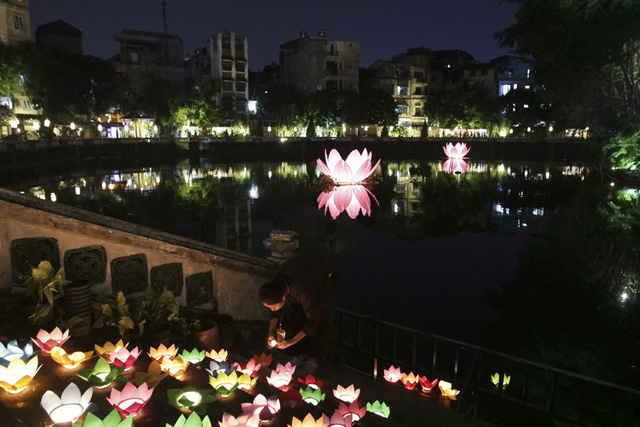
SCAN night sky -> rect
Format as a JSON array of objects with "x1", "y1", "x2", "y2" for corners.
[{"x1": 30, "y1": 0, "x2": 518, "y2": 70}]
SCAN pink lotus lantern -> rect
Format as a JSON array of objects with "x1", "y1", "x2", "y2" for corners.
[
  {"x1": 206, "y1": 348, "x2": 228, "y2": 363},
  {"x1": 442, "y1": 158, "x2": 469, "y2": 174},
  {"x1": 419, "y1": 376, "x2": 439, "y2": 393},
  {"x1": 317, "y1": 148, "x2": 381, "y2": 185},
  {"x1": 298, "y1": 374, "x2": 324, "y2": 390},
  {"x1": 443, "y1": 142, "x2": 470, "y2": 159},
  {"x1": 317, "y1": 185, "x2": 379, "y2": 220},
  {"x1": 251, "y1": 352, "x2": 272, "y2": 368},
  {"x1": 266, "y1": 362, "x2": 296, "y2": 390},
  {"x1": 241, "y1": 393, "x2": 281, "y2": 422},
  {"x1": 329, "y1": 410, "x2": 354, "y2": 427},
  {"x1": 109, "y1": 346, "x2": 141, "y2": 371},
  {"x1": 401, "y1": 372, "x2": 419, "y2": 390},
  {"x1": 95, "y1": 340, "x2": 128, "y2": 358},
  {"x1": 383, "y1": 365, "x2": 403, "y2": 383},
  {"x1": 337, "y1": 401, "x2": 367, "y2": 422},
  {"x1": 106, "y1": 381, "x2": 154, "y2": 418},
  {"x1": 333, "y1": 384, "x2": 360, "y2": 403},
  {"x1": 233, "y1": 359, "x2": 261, "y2": 376},
  {"x1": 148, "y1": 344, "x2": 178, "y2": 363},
  {"x1": 31, "y1": 327, "x2": 70, "y2": 353},
  {"x1": 288, "y1": 413, "x2": 330, "y2": 427},
  {"x1": 219, "y1": 412, "x2": 261, "y2": 427}
]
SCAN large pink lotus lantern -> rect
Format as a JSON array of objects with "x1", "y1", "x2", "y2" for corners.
[
  {"x1": 443, "y1": 142, "x2": 470, "y2": 159},
  {"x1": 106, "y1": 382, "x2": 154, "y2": 418},
  {"x1": 317, "y1": 185, "x2": 379, "y2": 220},
  {"x1": 317, "y1": 149, "x2": 380, "y2": 185}
]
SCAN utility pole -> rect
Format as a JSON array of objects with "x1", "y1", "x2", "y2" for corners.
[{"x1": 162, "y1": 0, "x2": 168, "y2": 65}]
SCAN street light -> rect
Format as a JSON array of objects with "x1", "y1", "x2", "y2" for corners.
[
  {"x1": 44, "y1": 119, "x2": 51, "y2": 127},
  {"x1": 70, "y1": 122, "x2": 76, "y2": 130}
]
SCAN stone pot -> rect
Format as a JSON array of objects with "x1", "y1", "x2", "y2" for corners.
[{"x1": 189, "y1": 320, "x2": 219, "y2": 350}]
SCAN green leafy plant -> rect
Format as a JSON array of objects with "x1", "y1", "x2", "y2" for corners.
[
  {"x1": 131, "y1": 288, "x2": 181, "y2": 335},
  {"x1": 23, "y1": 261, "x2": 78, "y2": 326},
  {"x1": 92, "y1": 291, "x2": 135, "y2": 337}
]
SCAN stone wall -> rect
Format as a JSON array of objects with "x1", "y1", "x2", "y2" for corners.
[{"x1": 0, "y1": 188, "x2": 277, "y2": 321}]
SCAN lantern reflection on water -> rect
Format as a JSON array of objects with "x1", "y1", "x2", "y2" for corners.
[{"x1": 317, "y1": 185, "x2": 379, "y2": 220}]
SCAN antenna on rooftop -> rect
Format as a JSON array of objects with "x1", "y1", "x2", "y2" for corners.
[{"x1": 162, "y1": 0, "x2": 168, "y2": 34}]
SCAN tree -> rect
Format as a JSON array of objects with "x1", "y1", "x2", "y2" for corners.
[
  {"x1": 360, "y1": 89, "x2": 397, "y2": 128},
  {"x1": 168, "y1": 87, "x2": 223, "y2": 132}
]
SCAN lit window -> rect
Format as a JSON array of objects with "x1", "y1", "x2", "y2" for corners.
[
  {"x1": 513, "y1": 83, "x2": 518, "y2": 90},
  {"x1": 523, "y1": 104, "x2": 529, "y2": 109},
  {"x1": 13, "y1": 15, "x2": 24, "y2": 30},
  {"x1": 525, "y1": 85, "x2": 530, "y2": 90}
]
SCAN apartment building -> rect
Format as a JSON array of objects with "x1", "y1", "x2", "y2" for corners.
[{"x1": 209, "y1": 31, "x2": 249, "y2": 113}]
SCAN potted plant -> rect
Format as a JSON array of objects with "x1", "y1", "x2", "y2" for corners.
[
  {"x1": 92, "y1": 291, "x2": 135, "y2": 340},
  {"x1": 177, "y1": 317, "x2": 219, "y2": 350},
  {"x1": 130, "y1": 288, "x2": 182, "y2": 343}
]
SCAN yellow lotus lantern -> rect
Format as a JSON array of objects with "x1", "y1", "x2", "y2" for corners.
[
  {"x1": 148, "y1": 343, "x2": 178, "y2": 362},
  {"x1": 491, "y1": 372, "x2": 511, "y2": 388},
  {"x1": 237, "y1": 372, "x2": 258, "y2": 391},
  {"x1": 0, "y1": 355, "x2": 40, "y2": 393},
  {"x1": 401, "y1": 372, "x2": 419, "y2": 390},
  {"x1": 159, "y1": 355, "x2": 189, "y2": 379},
  {"x1": 130, "y1": 360, "x2": 168, "y2": 388},
  {"x1": 438, "y1": 380, "x2": 460, "y2": 400},
  {"x1": 332, "y1": 384, "x2": 360, "y2": 403},
  {"x1": 205, "y1": 348, "x2": 228, "y2": 362},
  {"x1": 95, "y1": 340, "x2": 128, "y2": 358},
  {"x1": 288, "y1": 413, "x2": 330, "y2": 427},
  {"x1": 51, "y1": 347, "x2": 94, "y2": 369}
]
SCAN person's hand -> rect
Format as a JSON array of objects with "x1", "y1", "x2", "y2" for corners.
[
  {"x1": 267, "y1": 335, "x2": 277, "y2": 348},
  {"x1": 275, "y1": 339, "x2": 293, "y2": 350}
]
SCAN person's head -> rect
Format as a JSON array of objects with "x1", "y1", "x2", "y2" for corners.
[{"x1": 259, "y1": 279, "x2": 287, "y2": 311}]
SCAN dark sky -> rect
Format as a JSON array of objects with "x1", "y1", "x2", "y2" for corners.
[{"x1": 30, "y1": 0, "x2": 518, "y2": 70}]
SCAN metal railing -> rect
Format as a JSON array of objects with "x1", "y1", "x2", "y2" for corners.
[{"x1": 335, "y1": 308, "x2": 640, "y2": 426}]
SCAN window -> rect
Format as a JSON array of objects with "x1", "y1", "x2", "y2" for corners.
[
  {"x1": 236, "y1": 82, "x2": 246, "y2": 92},
  {"x1": 396, "y1": 85, "x2": 408, "y2": 96},
  {"x1": 223, "y1": 81, "x2": 234, "y2": 92},
  {"x1": 22, "y1": 100, "x2": 30, "y2": 110},
  {"x1": 235, "y1": 62, "x2": 245, "y2": 73},
  {"x1": 415, "y1": 87, "x2": 422, "y2": 95},
  {"x1": 397, "y1": 105, "x2": 408, "y2": 114},
  {"x1": 130, "y1": 52, "x2": 138, "y2": 64},
  {"x1": 13, "y1": 15, "x2": 24, "y2": 30},
  {"x1": 222, "y1": 60, "x2": 233, "y2": 71}
]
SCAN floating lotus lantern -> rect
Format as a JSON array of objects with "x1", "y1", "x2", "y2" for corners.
[
  {"x1": 299, "y1": 386, "x2": 325, "y2": 406},
  {"x1": 208, "y1": 370, "x2": 239, "y2": 397},
  {"x1": 160, "y1": 355, "x2": 189, "y2": 379},
  {"x1": 72, "y1": 409, "x2": 133, "y2": 427},
  {"x1": 266, "y1": 362, "x2": 296, "y2": 390},
  {"x1": 278, "y1": 389, "x2": 303, "y2": 411},
  {"x1": 238, "y1": 372, "x2": 258, "y2": 391},
  {"x1": 130, "y1": 360, "x2": 168, "y2": 388},
  {"x1": 0, "y1": 355, "x2": 40, "y2": 393},
  {"x1": 443, "y1": 142, "x2": 470, "y2": 159},
  {"x1": 167, "y1": 386, "x2": 215, "y2": 415},
  {"x1": 317, "y1": 185, "x2": 379, "y2": 220},
  {"x1": 95, "y1": 340, "x2": 128, "y2": 358},
  {"x1": 333, "y1": 384, "x2": 360, "y2": 403},
  {"x1": 337, "y1": 401, "x2": 367, "y2": 422},
  {"x1": 233, "y1": 359, "x2": 261, "y2": 376},
  {"x1": 50, "y1": 347, "x2": 94, "y2": 369},
  {"x1": 206, "y1": 360, "x2": 234, "y2": 376},
  {"x1": 41, "y1": 382, "x2": 93, "y2": 424},
  {"x1": 288, "y1": 413, "x2": 330, "y2": 427},
  {"x1": 77, "y1": 357, "x2": 125, "y2": 388},
  {"x1": 383, "y1": 365, "x2": 402, "y2": 383},
  {"x1": 328, "y1": 410, "x2": 354, "y2": 427},
  {"x1": 317, "y1": 148, "x2": 380, "y2": 185},
  {"x1": 438, "y1": 380, "x2": 460, "y2": 400},
  {"x1": 219, "y1": 412, "x2": 261, "y2": 427},
  {"x1": 241, "y1": 393, "x2": 281, "y2": 422},
  {"x1": 419, "y1": 376, "x2": 439, "y2": 393},
  {"x1": 251, "y1": 352, "x2": 272, "y2": 368},
  {"x1": 491, "y1": 372, "x2": 511, "y2": 388},
  {"x1": 31, "y1": 327, "x2": 70, "y2": 353},
  {"x1": 366, "y1": 401, "x2": 391, "y2": 418},
  {"x1": 179, "y1": 348, "x2": 206, "y2": 365},
  {"x1": 0, "y1": 339, "x2": 37, "y2": 365},
  {"x1": 106, "y1": 381, "x2": 154, "y2": 418},
  {"x1": 148, "y1": 343, "x2": 178, "y2": 362},
  {"x1": 401, "y1": 372, "x2": 419, "y2": 390},
  {"x1": 167, "y1": 412, "x2": 213, "y2": 427},
  {"x1": 206, "y1": 348, "x2": 228, "y2": 362},
  {"x1": 109, "y1": 346, "x2": 140, "y2": 371},
  {"x1": 298, "y1": 374, "x2": 324, "y2": 390}
]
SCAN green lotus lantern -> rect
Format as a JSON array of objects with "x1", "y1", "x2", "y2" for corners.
[
  {"x1": 208, "y1": 370, "x2": 239, "y2": 397},
  {"x1": 166, "y1": 412, "x2": 213, "y2": 427},
  {"x1": 491, "y1": 372, "x2": 511, "y2": 388},
  {"x1": 179, "y1": 349, "x2": 206, "y2": 365},
  {"x1": 72, "y1": 409, "x2": 133, "y2": 427},
  {"x1": 77, "y1": 357, "x2": 126, "y2": 388},
  {"x1": 299, "y1": 386, "x2": 326, "y2": 406},
  {"x1": 366, "y1": 401, "x2": 391, "y2": 418},
  {"x1": 167, "y1": 386, "x2": 216, "y2": 415}
]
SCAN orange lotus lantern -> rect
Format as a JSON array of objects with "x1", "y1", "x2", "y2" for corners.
[
  {"x1": 106, "y1": 381, "x2": 154, "y2": 418},
  {"x1": 438, "y1": 380, "x2": 460, "y2": 400},
  {"x1": 205, "y1": 348, "x2": 228, "y2": 362},
  {"x1": 109, "y1": 346, "x2": 140, "y2": 371},
  {"x1": 148, "y1": 343, "x2": 178, "y2": 363},
  {"x1": 241, "y1": 393, "x2": 281, "y2": 423},
  {"x1": 266, "y1": 362, "x2": 296, "y2": 390},
  {"x1": 419, "y1": 376, "x2": 439, "y2": 393},
  {"x1": 238, "y1": 372, "x2": 258, "y2": 391},
  {"x1": 31, "y1": 327, "x2": 70, "y2": 353},
  {"x1": 233, "y1": 359, "x2": 261, "y2": 376},
  {"x1": 251, "y1": 352, "x2": 272, "y2": 368},
  {"x1": 401, "y1": 372, "x2": 419, "y2": 390},
  {"x1": 337, "y1": 401, "x2": 367, "y2": 422},
  {"x1": 333, "y1": 384, "x2": 360, "y2": 403},
  {"x1": 0, "y1": 355, "x2": 40, "y2": 393},
  {"x1": 130, "y1": 360, "x2": 168, "y2": 388},
  {"x1": 288, "y1": 413, "x2": 330, "y2": 427},
  {"x1": 298, "y1": 374, "x2": 324, "y2": 390},
  {"x1": 95, "y1": 340, "x2": 128, "y2": 358},
  {"x1": 219, "y1": 412, "x2": 261, "y2": 427},
  {"x1": 159, "y1": 355, "x2": 189, "y2": 379},
  {"x1": 383, "y1": 365, "x2": 402, "y2": 383},
  {"x1": 50, "y1": 347, "x2": 94, "y2": 369}
]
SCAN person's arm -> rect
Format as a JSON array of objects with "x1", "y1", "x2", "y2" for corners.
[
  {"x1": 267, "y1": 316, "x2": 279, "y2": 348},
  {"x1": 276, "y1": 329, "x2": 307, "y2": 349}
]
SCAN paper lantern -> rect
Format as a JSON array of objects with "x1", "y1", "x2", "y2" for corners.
[
  {"x1": 317, "y1": 148, "x2": 380, "y2": 185},
  {"x1": 72, "y1": 409, "x2": 133, "y2": 427},
  {"x1": 299, "y1": 386, "x2": 325, "y2": 406},
  {"x1": 31, "y1": 327, "x2": 70, "y2": 353},
  {"x1": 41, "y1": 382, "x2": 93, "y2": 424},
  {"x1": 233, "y1": 359, "x2": 261, "y2": 376},
  {"x1": 159, "y1": 355, "x2": 189, "y2": 379},
  {"x1": 419, "y1": 376, "x2": 439, "y2": 393},
  {"x1": 205, "y1": 360, "x2": 234, "y2": 376},
  {"x1": 205, "y1": 348, "x2": 228, "y2": 362},
  {"x1": 50, "y1": 347, "x2": 94, "y2": 369},
  {"x1": 208, "y1": 370, "x2": 239, "y2": 397},
  {"x1": 278, "y1": 389, "x2": 303, "y2": 411},
  {"x1": 438, "y1": 380, "x2": 460, "y2": 400},
  {"x1": 401, "y1": 372, "x2": 419, "y2": 390},
  {"x1": 241, "y1": 393, "x2": 281, "y2": 422},
  {"x1": 491, "y1": 372, "x2": 511, "y2": 388},
  {"x1": 130, "y1": 360, "x2": 168, "y2": 388},
  {"x1": 106, "y1": 382, "x2": 154, "y2": 418},
  {"x1": 179, "y1": 348, "x2": 206, "y2": 365},
  {"x1": 166, "y1": 412, "x2": 213, "y2": 427},
  {"x1": 298, "y1": 374, "x2": 324, "y2": 390},
  {"x1": 251, "y1": 352, "x2": 272, "y2": 368},
  {"x1": 332, "y1": 384, "x2": 360, "y2": 403},
  {"x1": 317, "y1": 185, "x2": 379, "y2": 220},
  {"x1": 237, "y1": 372, "x2": 258, "y2": 391},
  {"x1": 95, "y1": 340, "x2": 128, "y2": 358},
  {"x1": 366, "y1": 401, "x2": 391, "y2": 418},
  {"x1": 328, "y1": 410, "x2": 354, "y2": 427},
  {"x1": 148, "y1": 343, "x2": 178, "y2": 362},
  {"x1": 288, "y1": 413, "x2": 330, "y2": 427},
  {"x1": 266, "y1": 362, "x2": 296, "y2": 390},
  {"x1": 167, "y1": 386, "x2": 215, "y2": 415},
  {"x1": 108, "y1": 346, "x2": 140, "y2": 371},
  {"x1": 442, "y1": 142, "x2": 470, "y2": 159},
  {"x1": 0, "y1": 339, "x2": 37, "y2": 365},
  {"x1": 337, "y1": 401, "x2": 367, "y2": 422},
  {"x1": 0, "y1": 355, "x2": 40, "y2": 393},
  {"x1": 77, "y1": 357, "x2": 125, "y2": 388},
  {"x1": 383, "y1": 365, "x2": 402, "y2": 383},
  {"x1": 219, "y1": 412, "x2": 261, "y2": 427}
]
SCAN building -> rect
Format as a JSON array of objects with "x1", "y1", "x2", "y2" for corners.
[
  {"x1": 35, "y1": 20, "x2": 82, "y2": 54},
  {"x1": 279, "y1": 30, "x2": 359, "y2": 94},
  {"x1": 0, "y1": 0, "x2": 30, "y2": 45},
  {"x1": 209, "y1": 31, "x2": 249, "y2": 113}
]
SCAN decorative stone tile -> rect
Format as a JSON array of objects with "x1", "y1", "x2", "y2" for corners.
[
  {"x1": 110, "y1": 254, "x2": 148, "y2": 295},
  {"x1": 10, "y1": 237, "x2": 60, "y2": 283},
  {"x1": 64, "y1": 245, "x2": 107, "y2": 285},
  {"x1": 186, "y1": 271, "x2": 214, "y2": 307},
  {"x1": 150, "y1": 263, "x2": 183, "y2": 296}
]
